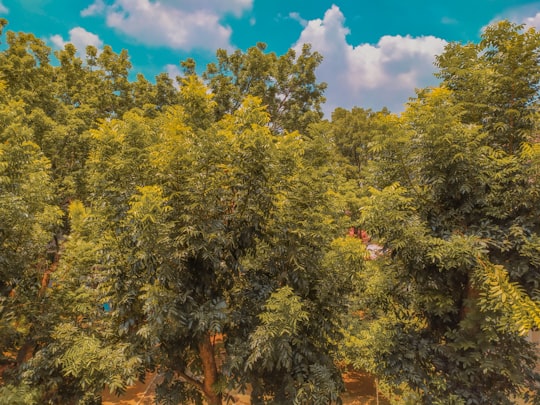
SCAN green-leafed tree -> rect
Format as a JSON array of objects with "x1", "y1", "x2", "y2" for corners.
[
  {"x1": 0, "y1": 22, "x2": 140, "y2": 204},
  {"x1": 340, "y1": 60, "x2": 540, "y2": 403},
  {"x1": 198, "y1": 42, "x2": 326, "y2": 133},
  {"x1": 0, "y1": 20, "x2": 361, "y2": 403},
  {"x1": 330, "y1": 107, "x2": 377, "y2": 177},
  {"x1": 226, "y1": 115, "x2": 360, "y2": 404},
  {"x1": 0, "y1": 88, "x2": 62, "y2": 403},
  {"x1": 0, "y1": 27, "x2": 56, "y2": 115},
  {"x1": 23, "y1": 107, "x2": 163, "y2": 404},
  {"x1": 53, "y1": 86, "x2": 355, "y2": 405},
  {"x1": 6, "y1": 12, "x2": 540, "y2": 405},
  {"x1": 436, "y1": 20, "x2": 540, "y2": 153}
]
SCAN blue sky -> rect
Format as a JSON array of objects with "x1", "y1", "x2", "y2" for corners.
[{"x1": 1, "y1": 0, "x2": 540, "y2": 115}]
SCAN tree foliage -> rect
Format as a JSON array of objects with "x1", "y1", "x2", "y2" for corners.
[
  {"x1": 337, "y1": 22, "x2": 540, "y2": 404},
  {"x1": 200, "y1": 42, "x2": 326, "y2": 133},
  {"x1": 1, "y1": 16, "x2": 540, "y2": 405}
]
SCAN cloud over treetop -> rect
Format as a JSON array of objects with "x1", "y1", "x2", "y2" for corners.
[
  {"x1": 293, "y1": 5, "x2": 447, "y2": 114},
  {"x1": 81, "y1": 0, "x2": 253, "y2": 51},
  {"x1": 50, "y1": 27, "x2": 104, "y2": 55}
]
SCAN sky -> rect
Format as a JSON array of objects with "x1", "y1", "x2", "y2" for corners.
[{"x1": 1, "y1": 0, "x2": 540, "y2": 116}]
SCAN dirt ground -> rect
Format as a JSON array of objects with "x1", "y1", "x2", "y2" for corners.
[
  {"x1": 98, "y1": 331, "x2": 540, "y2": 404},
  {"x1": 102, "y1": 374, "x2": 159, "y2": 405},
  {"x1": 102, "y1": 371, "x2": 390, "y2": 405}
]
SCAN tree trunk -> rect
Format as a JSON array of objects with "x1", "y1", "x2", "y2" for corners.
[
  {"x1": 16, "y1": 339, "x2": 35, "y2": 365},
  {"x1": 460, "y1": 273, "x2": 479, "y2": 321},
  {"x1": 198, "y1": 333, "x2": 222, "y2": 405}
]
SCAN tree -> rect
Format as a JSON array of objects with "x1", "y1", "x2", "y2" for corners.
[
  {"x1": 0, "y1": 88, "x2": 62, "y2": 403},
  {"x1": 0, "y1": 29, "x2": 56, "y2": 114},
  {"x1": 340, "y1": 68, "x2": 540, "y2": 402},
  {"x1": 434, "y1": 21, "x2": 540, "y2": 330},
  {"x1": 436, "y1": 20, "x2": 540, "y2": 153},
  {"x1": 0, "y1": 21, "x2": 362, "y2": 403},
  {"x1": 229, "y1": 115, "x2": 359, "y2": 404},
  {"x1": 200, "y1": 42, "x2": 327, "y2": 133},
  {"x1": 0, "y1": 23, "x2": 139, "y2": 204},
  {"x1": 7, "y1": 14, "x2": 539, "y2": 404},
  {"x1": 52, "y1": 91, "x2": 354, "y2": 404}
]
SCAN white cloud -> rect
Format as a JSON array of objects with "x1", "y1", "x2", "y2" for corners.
[
  {"x1": 158, "y1": 0, "x2": 251, "y2": 17},
  {"x1": 522, "y1": 12, "x2": 540, "y2": 30},
  {"x1": 50, "y1": 27, "x2": 104, "y2": 55},
  {"x1": 81, "y1": 0, "x2": 105, "y2": 17},
  {"x1": 49, "y1": 35, "x2": 65, "y2": 49},
  {"x1": 441, "y1": 16, "x2": 458, "y2": 25},
  {"x1": 289, "y1": 12, "x2": 308, "y2": 27},
  {"x1": 165, "y1": 64, "x2": 182, "y2": 82},
  {"x1": 486, "y1": 3, "x2": 540, "y2": 31},
  {"x1": 293, "y1": 5, "x2": 447, "y2": 114},
  {"x1": 0, "y1": 1, "x2": 8, "y2": 14},
  {"x1": 81, "y1": 0, "x2": 252, "y2": 51}
]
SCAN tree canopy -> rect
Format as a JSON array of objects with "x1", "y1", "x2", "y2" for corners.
[{"x1": 1, "y1": 18, "x2": 540, "y2": 405}]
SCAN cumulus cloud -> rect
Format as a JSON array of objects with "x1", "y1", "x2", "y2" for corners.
[
  {"x1": 81, "y1": 0, "x2": 252, "y2": 51},
  {"x1": 289, "y1": 12, "x2": 308, "y2": 27},
  {"x1": 293, "y1": 5, "x2": 447, "y2": 114},
  {"x1": 165, "y1": 64, "x2": 182, "y2": 82},
  {"x1": 0, "y1": 1, "x2": 8, "y2": 14},
  {"x1": 524, "y1": 13, "x2": 540, "y2": 29},
  {"x1": 50, "y1": 27, "x2": 104, "y2": 55},
  {"x1": 486, "y1": 4, "x2": 540, "y2": 31},
  {"x1": 81, "y1": 0, "x2": 105, "y2": 17}
]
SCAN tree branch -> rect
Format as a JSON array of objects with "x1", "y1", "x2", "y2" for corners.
[{"x1": 175, "y1": 369, "x2": 204, "y2": 393}]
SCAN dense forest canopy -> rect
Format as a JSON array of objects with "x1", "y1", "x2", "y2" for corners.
[{"x1": 1, "y1": 17, "x2": 540, "y2": 405}]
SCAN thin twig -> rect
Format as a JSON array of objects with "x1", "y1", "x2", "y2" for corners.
[{"x1": 136, "y1": 373, "x2": 159, "y2": 405}]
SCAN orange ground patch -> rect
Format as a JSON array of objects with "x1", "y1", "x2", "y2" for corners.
[{"x1": 102, "y1": 371, "x2": 390, "y2": 404}]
